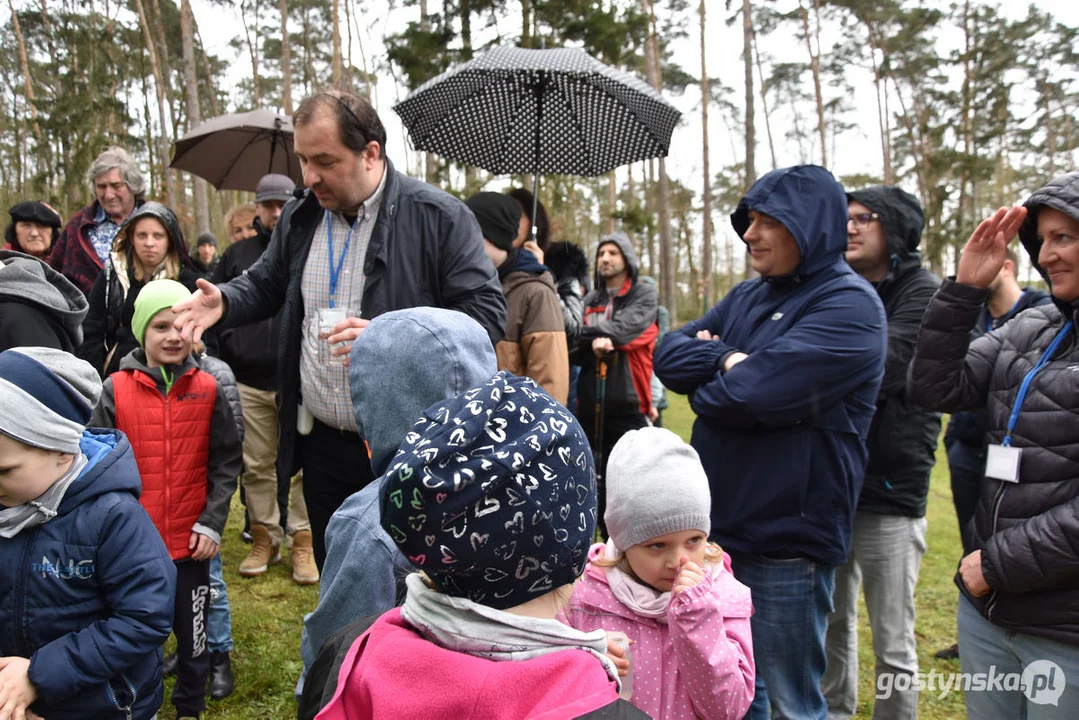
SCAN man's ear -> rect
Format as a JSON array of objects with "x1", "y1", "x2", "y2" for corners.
[{"x1": 364, "y1": 141, "x2": 382, "y2": 167}]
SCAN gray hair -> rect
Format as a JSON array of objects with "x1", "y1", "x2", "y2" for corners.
[{"x1": 87, "y1": 146, "x2": 147, "y2": 198}]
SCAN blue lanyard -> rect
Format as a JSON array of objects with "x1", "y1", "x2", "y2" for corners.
[
  {"x1": 325, "y1": 211, "x2": 356, "y2": 309},
  {"x1": 1003, "y1": 320, "x2": 1073, "y2": 446},
  {"x1": 986, "y1": 291, "x2": 1026, "y2": 333}
]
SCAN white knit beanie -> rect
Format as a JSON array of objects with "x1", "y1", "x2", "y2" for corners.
[{"x1": 604, "y1": 427, "x2": 712, "y2": 549}]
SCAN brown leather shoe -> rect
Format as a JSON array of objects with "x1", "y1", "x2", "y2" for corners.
[
  {"x1": 291, "y1": 529, "x2": 320, "y2": 585},
  {"x1": 239, "y1": 524, "x2": 280, "y2": 576}
]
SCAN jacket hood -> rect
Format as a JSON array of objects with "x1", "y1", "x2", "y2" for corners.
[
  {"x1": 1018, "y1": 171, "x2": 1079, "y2": 314},
  {"x1": 58, "y1": 429, "x2": 141, "y2": 512},
  {"x1": 846, "y1": 185, "x2": 925, "y2": 274},
  {"x1": 0, "y1": 250, "x2": 88, "y2": 347},
  {"x1": 545, "y1": 241, "x2": 589, "y2": 286},
  {"x1": 731, "y1": 165, "x2": 849, "y2": 280},
  {"x1": 118, "y1": 347, "x2": 199, "y2": 383},
  {"x1": 111, "y1": 201, "x2": 194, "y2": 270},
  {"x1": 348, "y1": 308, "x2": 497, "y2": 475},
  {"x1": 593, "y1": 231, "x2": 640, "y2": 291}
]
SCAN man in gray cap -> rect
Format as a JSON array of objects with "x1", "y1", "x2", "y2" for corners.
[{"x1": 210, "y1": 173, "x2": 317, "y2": 587}]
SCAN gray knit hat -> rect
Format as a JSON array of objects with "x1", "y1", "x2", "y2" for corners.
[
  {"x1": 604, "y1": 427, "x2": 711, "y2": 549},
  {"x1": 0, "y1": 347, "x2": 101, "y2": 454}
]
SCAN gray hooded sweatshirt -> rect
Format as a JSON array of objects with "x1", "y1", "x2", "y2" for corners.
[{"x1": 0, "y1": 250, "x2": 88, "y2": 352}]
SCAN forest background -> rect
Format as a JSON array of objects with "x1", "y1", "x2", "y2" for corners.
[{"x1": 2, "y1": 0, "x2": 1077, "y2": 325}]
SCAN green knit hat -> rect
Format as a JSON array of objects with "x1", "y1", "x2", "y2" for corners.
[{"x1": 131, "y1": 279, "x2": 191, "y2": 346}]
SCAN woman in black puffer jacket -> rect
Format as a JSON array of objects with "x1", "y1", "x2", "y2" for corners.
[
  {"x1": 909, "y1": 171, "x2": 1079, "y2": 716},
  {"x1": 78, "y1": 202, "x2": 197, "y2": 378}
]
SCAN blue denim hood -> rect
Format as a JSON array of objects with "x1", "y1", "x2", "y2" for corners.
[{"x1": 348, "y1": 307, "x2": 497, "y2": 475}]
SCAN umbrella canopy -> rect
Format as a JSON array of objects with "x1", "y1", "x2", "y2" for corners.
[
  {"x1": 170, "y1": 109, "x2": 301, "y2": 192},
  {"x1": 394, "y1": 46, "x2": 681, "y2": 178}
]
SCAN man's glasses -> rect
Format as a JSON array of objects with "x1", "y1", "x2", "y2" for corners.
[{"x1": 849, "y1": 212, "x2": 879, "y2": 228}]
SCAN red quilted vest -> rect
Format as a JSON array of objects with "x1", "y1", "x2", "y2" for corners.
[{"x1": 113, "y1": 366, "x2": 217, "y2": 560}]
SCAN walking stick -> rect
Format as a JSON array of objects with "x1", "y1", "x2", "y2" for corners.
[{"x1": 594, "y1": 358, "x2": 609, "y2": 473}]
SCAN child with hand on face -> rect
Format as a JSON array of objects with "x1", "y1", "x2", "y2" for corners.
[
  {"x1": 92, "y1": 279, "x2": 241, "y2": 720},
  {"x1": 0, "y1": 348, "x2": 175, "y2": 720},
  {"x1": 560, "y1": 427, "x2": 756, "y2": 720}
]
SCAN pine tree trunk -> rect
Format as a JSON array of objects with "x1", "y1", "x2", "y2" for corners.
[
  {"x1": 752, "y1": 24, "x2": 777, "y2": 171},
  {"x1": 797, "y1": 0, "x2": 827, "y2": 167},
  {"x1": 700, "y1": 0, "x2": 713, "y2": 308},
  {"x1": 642, "y1": 0, "x2": 676, "y2": 322},
  {"x1": 181, "y1": 0, "x2": 210, "y2": 233},
  {"x1": 241, "y1": 0, "x2": 262, "y2": 104},
  {"x1": 8, "y1": 0, "x2": 44, "y2": 144},
  {"x1": 331, "y1": 0, "x2": 342, "y2": 87},
  {"x1": 607, "y1": 170, "x2": 617, "y2": 234},
  {"x1": 521, "y1": 0, "x2": 531, "y2": 47},
  {"x1": 194, "y1": 21, "x2": 222, "y2": 116},
  {"x1": 742, "y1": 0, "x2": 755, "y2": 281},
  {"x1": 134, "y1": 0, "x2": 176, "y2": 207}
]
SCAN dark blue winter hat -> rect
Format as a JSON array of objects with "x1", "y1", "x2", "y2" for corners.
[{"x1": 380, "y1": 371, "x2": 597, "y2": 610}]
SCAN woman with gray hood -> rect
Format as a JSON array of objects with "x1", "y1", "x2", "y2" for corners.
[
  {"x1": 0, "y1": 250, "x2": 88, "y2": 352},
  {"x1": 910, "y1": 171, "x2": 1079, "y2": 716}
]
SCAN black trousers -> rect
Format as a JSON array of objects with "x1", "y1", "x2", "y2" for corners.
[
  {"x1": 301, "y1": 418, "x2": 376, "y2": 570},
  {"x1": 172, "y1": 558, "x2": 211, "y2": 717}
]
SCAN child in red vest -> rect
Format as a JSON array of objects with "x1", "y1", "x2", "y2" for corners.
[{"x1": 92, "y1": 278, "x2": 241, "y2": 720}]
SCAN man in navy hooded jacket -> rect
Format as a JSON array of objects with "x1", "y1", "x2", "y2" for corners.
[{"x1": 654, "y1": 165, "x2": 887, "y2": 720}]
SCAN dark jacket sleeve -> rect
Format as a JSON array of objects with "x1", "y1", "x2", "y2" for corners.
[
  {"x1": 654, "y1": 295, "x2": 738, "y2": 395},
  {"x1": 667, "y1": 288, "x2": 886, "y2": 429},
  {"x1": 879, "y1": 277, "x2": 938, "y2": 398},
  {"x1": 199, "y1": 355, "x2": 245, "y2": 444},
  {"x1": 557, "y1": 278, "x2": 585, "y2": 349},
  {"x1": 0, "y1": 302, "x2": 67, "y2": 352},
  {"x1": 218, "y1": 212, "x2": 291, "y2": 329},
  {"x1": 27, "y1": 498, "x2": 176, "y2": 703},
  {"x1": 77, "y1": 271, "x2": 109, "y2": 376},
  {"x1": 982, "y1": 494, "x2": 1079, "y2": 594},
  {"x1": 578, "y1": 283, "x2": 658, "y2": 348},
  {"x1": 908, "y1": 279, "x2": 1003, "y2": 413},
  {"x1": 436, "y1": 204, "x2": 507, "y2": 345},
  {"x1": 193, "y1": 382, "x2": 242, "y2": 543},
  {"x1": 90, "y1": 377, "x2": 116, "y2": 428}
]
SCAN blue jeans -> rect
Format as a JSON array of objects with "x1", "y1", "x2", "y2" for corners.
[
  {"x1": 958, "y1": 596, "x2": 1079, "y2": 719},
  {"x1": 729, "y1": 551, "x2": 836, "y2": 720},
  {"x1": 208, "y1": 552, "x2": 233, "y2": 653}
]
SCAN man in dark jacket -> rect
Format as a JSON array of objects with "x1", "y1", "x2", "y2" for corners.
[
  {"x1": 654, "y1": 165, "x2": 887, "y2": 720},
  {"x1": 193, "y1": 232, "x2": 220, "y2": 279},
  {"x1": 934, "y1": 247, "x2": 1051, "y2": 660},
  {"x1": 909, "y1": 172, "x2": 1079, "y2": 716},
  {"x1": 211, "y1": 173, "x2": 318, "y2": 585},
  {"x1": 172, "y1": 91, "x2": 507, "y2": 568},
  {"x1": 821, "y1": 186, "x2": 941, "y2": 718}
]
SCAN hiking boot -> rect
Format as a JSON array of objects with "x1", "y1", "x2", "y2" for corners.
[
  {"x1": 239, "y1": 524, "x2": 280, "y2": 576},
  {"x1": 291, "y1": 529, "x2": 320, "y2": 585},
  {"x1": 208, "y1": 651, "x2": 235, "y2": 700},
  {"x1": 163, "y1": 651, "x2": 178, "y2": 677},
  {"x1": 935, "y1": 642, "x2": 959, "y2": 660}
]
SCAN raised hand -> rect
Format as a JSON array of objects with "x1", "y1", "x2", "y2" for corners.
[
  {"x1": 172, "y1": 277, "x2": 225, "y2": 344},
  {"x1": 956, "y1": 206, "x2": 1028, "y2": 289}
]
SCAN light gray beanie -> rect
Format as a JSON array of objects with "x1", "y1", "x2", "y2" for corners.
[
  {"x1": 604, "y1": 426, "x2": 712, "y2": 549},
  {"x1": 0, "y1": 347, "x2": 101, "y2": 454}
]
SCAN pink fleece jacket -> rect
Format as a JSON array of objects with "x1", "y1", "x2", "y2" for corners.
[
  {"x1": 559, "y1": 543, "x2": 756, "y2": 720},
  {"x1": 316, "y1": 608, "x2": 620, "y2": 720}
]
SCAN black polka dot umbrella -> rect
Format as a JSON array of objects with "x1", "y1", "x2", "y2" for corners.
[{"x1": 393, "y1": 45, "x2": 681, "y2": 178}]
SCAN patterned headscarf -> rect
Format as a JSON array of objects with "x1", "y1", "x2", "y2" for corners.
[{"x1": 381, "y1": 371, "x2": 597, "y2": 610}]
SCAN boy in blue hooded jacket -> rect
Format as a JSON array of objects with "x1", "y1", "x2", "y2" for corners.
[
  {"x1": 0, "y1": 347, "x2": 175, "y2": 720},
  {"x1": 654, "y1": 165, "x2": 887, "y2": 720}
]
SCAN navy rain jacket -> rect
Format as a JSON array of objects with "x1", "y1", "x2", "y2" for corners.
[
  {"x1": 654, "y1": 165, "x2": 887, "y2": 566},
  {"x1": 0, "y1": 430, "x2": 176, "y2": 720}
]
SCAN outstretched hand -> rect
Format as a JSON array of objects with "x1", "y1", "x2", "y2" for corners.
[
  {"x1": 956, "y1": 206, "x2": 1028, "y2": 289},
  {"x1": 172, "y1": 277, "x2": 225, "y2": 344}
]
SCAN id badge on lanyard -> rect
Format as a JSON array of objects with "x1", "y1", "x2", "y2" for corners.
[{"x1": 985, "y1": 320, "x2": 1073, "y2": 483}]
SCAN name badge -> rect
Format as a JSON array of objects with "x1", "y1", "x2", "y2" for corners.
[{"x1": 985, "y1": 444, "x2": 1022, "y2": 483}]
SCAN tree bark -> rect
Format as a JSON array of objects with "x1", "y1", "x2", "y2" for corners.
[
  {"x1": 607, "y1": 170, "x2": 617, "y2": 234},
  {"x1": 331, "y1": 0, "x2": 342, "y2": 87},
  {"x1": 797, "y1": 0, "x2": 827, "y2": 167},
  {"x1": 8, "y1": 0, "x2": 43, "y2": 144},
  {"x1": 521, "y1": 0, "x2": 531, "y2": 47},
  {"x1": 193, "y1": 20, "x2": 221, "y2": 116},
  {"x1": 181, "y1": 0, "x2": 210, "y2": 232},
  {"x1": 642, "y1": 0, "x2": 676, "y2": 321},
  {"x1": 278, "y1": 0, "x2": 292, "y2": 113},
  {"x1": 700, "y1": 0, "x2": 714, "y2": 307},
  {"x1": 752, "y1": 24, "x2": 777, "y2": 171},
  {"x1": 742, "y1": 0, "x2": 755, "y2": 280},
  {"x1": 241, "y1": 0, "x2": 261, "y2": 104},
  {"x1": 134, "y1": 0, "x2": 177, "y2": 207}
]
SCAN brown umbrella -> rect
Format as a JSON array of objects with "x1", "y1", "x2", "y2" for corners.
[{"x1": 170, "y1": 109, "x2": 302, "y2": 192}]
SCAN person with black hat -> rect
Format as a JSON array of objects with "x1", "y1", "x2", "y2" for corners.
[
  {"x1": 4, "y1": 201, "x2": 62, "y2": 259},
  {"x1": 193, "y1": 232, "x2": 220, "y2": 279},
  {"x1": 210, "y1": 173, "x2": 318, "y2": 586},
  {"x1": 466, "y1": 191, "x2": 569, "y2": 404}
]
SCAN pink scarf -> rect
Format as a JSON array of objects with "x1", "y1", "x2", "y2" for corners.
[{"x1": 602, "y1": 539, "x2": 672, "y2": 622}]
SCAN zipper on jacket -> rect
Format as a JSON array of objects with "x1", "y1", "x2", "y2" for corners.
[
  {"x1": 983, "y1": 480, "x2": 1009, "y2": 621},
  {"x1": 164, "y1": 389, "x2": 172, "y2": 554},
  {"x1": 106, "y1": 672, "x2": 136, "y2": 720},
  {"x1": 14, "y1": 528, "x2": 38, "y2": 656}
]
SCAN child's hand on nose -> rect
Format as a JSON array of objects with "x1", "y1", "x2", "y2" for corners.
[{"x1": 672, "y1": 555, "x2": 705, "y2": 596}]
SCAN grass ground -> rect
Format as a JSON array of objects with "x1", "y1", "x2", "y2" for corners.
[{"x1": 158, "y1": 392, "x2": 968, "y2": 718}]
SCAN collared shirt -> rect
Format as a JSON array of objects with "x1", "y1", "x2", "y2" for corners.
[
  {"x1": 87, "y1": 205, "x2": 123, "y2": 265},
  {"x1": 299, "y1": 168, "x2": 388, "y2": 431}
]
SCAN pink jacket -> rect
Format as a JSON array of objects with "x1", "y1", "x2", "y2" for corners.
[
  {"x1": 316, "y1": 608, "x2": 621, "y2": 720},
  {"x1": 559, "y1": 543, "x2": 755, "y2": 720}
]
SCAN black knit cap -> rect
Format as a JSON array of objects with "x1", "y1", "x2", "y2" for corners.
[
  {"x1": 9, "y1": 201, "x2": 62, "y2": 228},
  {"x1": 466, "y1": 192, "x2": 522, "y2": 252}
]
